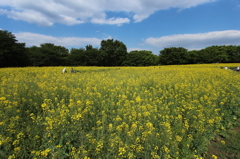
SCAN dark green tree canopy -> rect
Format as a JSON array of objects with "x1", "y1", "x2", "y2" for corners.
[
  {"x1": 159, "y1": 47, "x2": 188, "y2": 65},
  {"x1": 27, "y1": 43, "x2": 69, "y2": 66},
  {"x1": 67, "y1": 48, "x2": 88, "y2": 66},
  {"x1": 201, "y1": 45, "x2": 233, "y2": 63},
  {"x1": 0, "y1": 30, "x2": 30, "y2": 67},
  {"x1": 67, "y1": 46, "x2": 101, "y2": 66},
  {"x1": 158, "y1": 45, "x2": 240, "y2": 65},
  {"x1": 100, "y1": 39, "x2": 127, "y2": 66},
  {"x1": 2, "y1": 29, "x2": 240, "y2": 67},
  {"x1": 84, "y1": 45, "x2": 101, "y2": 66},
  {"x1": 124, "y1": 50, "x2": 158, "y2": 66}
]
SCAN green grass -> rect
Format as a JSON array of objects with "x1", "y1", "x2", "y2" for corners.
[{"x1": 205, "y1": 119, "x2": 240, "y2": 159}]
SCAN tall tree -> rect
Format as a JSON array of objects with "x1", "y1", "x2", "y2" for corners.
[
  {"x1": 224, "y1": 45, "x2": 240, "y2": 63},
  {"x1": 84, "y1": 45, "x2": 101, "y2": 66},
  {"x1": 124, "y1": 50, "x2": 158, "y2": 66},
  {"x1": 27, "y1": 43, "x2": 69, "y2": 66},
  {"x1": 187, "y1": 50, "x2": 202, "y2": 64},
  {"x1": 235, "y1": 45, "x2": 240, "y2": 62},
  {"x1": 159, "y1": 47, "x2": 188, "y2": 65},
  {"x1": 40, "y1": 43, "x2": 69, "y2": 66},
  {"x1": 100, "y1": 39, "x2": 127, "y2": 66},
  {"x1": 0, "y1": 30, "x2": 30, "y2": 67},
  {"x1": 67, "y1": 48, "x2": 86, "y2": 66},
  {"x1": 27, "y1": 46, "x2": 44, "y2": 66},
  {"x1": 200, "y1": 46, "x2": 229, "y2": 63}
]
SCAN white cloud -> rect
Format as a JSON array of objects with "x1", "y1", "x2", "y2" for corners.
[
  {"x1": 8, "y1": 9, "x2": 54, "y2": 26},
  {"x1": 14, "y1": 32, "x2": 103, "y2": 48},
  {"x1": 0, "y1": 0, "x2": 217, "y2": 25},
  {"x1": 145, "y1": 30, "x2": 240, "y2": 50},
  {"x1": 91, "y1": 17, "x2": 130, "y2": 26}
]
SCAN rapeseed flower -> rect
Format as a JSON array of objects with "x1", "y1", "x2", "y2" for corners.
[{"x1": 0, "y1": 65, "x2": 240, "y2": 158}]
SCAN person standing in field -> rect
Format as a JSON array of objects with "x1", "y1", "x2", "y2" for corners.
[
  {"x1": 62, "y1": 68, "x2": 67, "y2": 74},
  {"x1": 71, "y1": 68, "x2": 75, "y2": 73},
  {"x1": 236, "y1": 66, "x2": 240, "y2": 71}
]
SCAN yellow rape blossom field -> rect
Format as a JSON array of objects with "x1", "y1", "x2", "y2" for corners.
[{"x1": 0, "y1": 64, "x2": 240, "y2": 159}]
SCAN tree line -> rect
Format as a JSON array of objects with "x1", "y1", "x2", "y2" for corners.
[
  {"x1": 1, "y1": 30, "x2": 240, "y2": 67},
  {"x1": 159, "y1": 46, "x2": 240, "y2": 65}
]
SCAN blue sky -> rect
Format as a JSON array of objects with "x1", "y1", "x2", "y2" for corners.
[{"x1": 0, "y1": 0, "x2": 240, "y2": 54}]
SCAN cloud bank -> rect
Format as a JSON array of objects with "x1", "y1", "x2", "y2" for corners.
[
  {"x1": 0, "y1": 0, "x2": 216, "y2": 26},
  {"x1": 15, "y1": 30, "x2": 240, "y2": 51},
  {"x1": 14, "y1": 32, "x2": 105, "y2": 48},
  {"x1": 145, "y1": 30, "x2": 240, "y2": 50}
]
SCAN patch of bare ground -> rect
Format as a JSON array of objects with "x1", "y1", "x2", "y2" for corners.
[{"x1": 204, "y1": 119, "x2": 240, "y2": 159}]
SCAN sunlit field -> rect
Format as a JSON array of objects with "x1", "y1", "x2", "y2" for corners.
[{"x1": 1, "y1": 64, "x2": 240, "y2": 159}]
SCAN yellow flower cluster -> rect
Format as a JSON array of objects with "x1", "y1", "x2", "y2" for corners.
[{"x1": 0, "y1": 64, "x2": 240, "y2": 158}]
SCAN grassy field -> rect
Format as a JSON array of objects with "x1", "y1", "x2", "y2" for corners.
[{"x1": 0, "y1": 64, "x2": 240, "y2": 159}]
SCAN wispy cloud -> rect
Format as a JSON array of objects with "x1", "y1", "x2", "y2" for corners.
[
  {"x1": 0, "y1": 0, "x2": 217, "y2": 26},
  {"x1": 91, "y1": 17, "x2": 130, "y2": 26},
  {"x1": 145, "y1": 30, "x2": 240, "y2": 50},
  {"x1": 14, "y1": 32, "x2": 105, "y2": 48}
]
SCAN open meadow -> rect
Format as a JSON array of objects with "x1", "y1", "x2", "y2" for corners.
[{"x1": 0, "y1": 64, "x2": 240, "y2": 159}]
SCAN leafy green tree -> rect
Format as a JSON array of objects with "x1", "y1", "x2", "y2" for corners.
[
  {"x1": 224, "y1": 45, "x2": 240, "y2": 63},
  {"x1": 67, "y1": 45, "x2": 101, "y2": 66},
  {"x1": 27, "y1": 46, "x2": 44, "y2": 66},
  {"x1": 200, "y1": 46, "x2": 229, "y2": 63},
  {"x1": 124, "y1": 50, "x2": 158, "y2": 66},
  {"x1": 40, "y1": 43, "x2": 69, "y2": 66},
  {"x1": 234, "y1": 45, "x2": 240, "y2": 62},
  {"x1": 187, "y1": 50, "x2": 202, "y2": 64},
  {"x1": 27, "y1": 43, "x2": 69, "y2": 66},
  {"x1": 84, "y1": 45, "x2": 101, "y2": 66},
  {"x1": 67, "y1": 48, "x2": 86, "y2": 66},
  {"x1": 159, "y1": 47, "x2": 188, "y2": 65},
  {"x1": 0, "y1": 30, "x2": 30, "y2": 67},
  {"x1": 100, "y1": 39, "x2": 127, "y2": 66}
]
